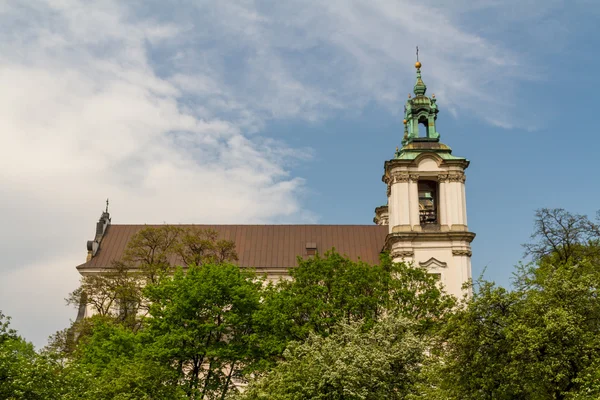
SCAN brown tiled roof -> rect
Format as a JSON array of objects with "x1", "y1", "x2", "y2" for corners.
[{"x1": 77, "y1": 225, "x2": 388, "y2": 271}]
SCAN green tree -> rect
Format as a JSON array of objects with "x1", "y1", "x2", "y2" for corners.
[
  {"x1": 239, "y1": 316, "x2": 424, "y2": 400},
  {"x1": 176, "y1": 227, "x2": 239, "y2": 267},
  {"x1": 143, "y1": 263, "x2": 265, "y2": 399},
  {"x1": 0, "y1": 311, "x2": 74, "y2": 399},
  {"x1": 65, "y1": 226, "x2": 240, "y2": 335},
  {"x1": 424, "y1": 208, "x2": 600, "y2": 400},
  {"x1": 523, "y1": 208, "x2": 600, "y2": 264},
  {"x1": 257, "y1": 251, "x2": 454, "y2": 352},
  {"x1": 61, "y1": 316, "x2": 184, "y2": 400}
]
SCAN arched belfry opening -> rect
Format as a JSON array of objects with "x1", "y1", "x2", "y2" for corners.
[
  {"x1": 417, "y1": 120, "x2": 427, "y2": 137},
  {"x1": 417, "y1": 115, "x2": 430, "y2": 138},
  {"x1": 418, "y1": 180, "x2": 438, "y2": 225}
]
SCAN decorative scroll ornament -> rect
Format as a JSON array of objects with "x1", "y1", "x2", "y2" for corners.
[
  {"x1": 448, "y1": 171, "x2": 466, "y2": 183},
  {"x1": 390, "y1": 171, "x2": 410, "y2": 183},
  {"x1": 391, "y1": 249, "x2": 414, "y2": 258},
  {"x1": 452, "y1": 249, "x2": 472, "y2": 257},
  {"x1": 409, "y1": 173, "x2": 420, "y2": 182},
  {"x1": 437, "y1": 173, "x2": 449, "y2": 182}
]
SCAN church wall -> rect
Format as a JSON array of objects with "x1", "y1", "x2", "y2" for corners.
[
  {"x1": 391, "y1": 241, "x2": 472, "y2": 299},
  {"x1": 416, "y1": 157, "x2": 441, "y2": 172}
]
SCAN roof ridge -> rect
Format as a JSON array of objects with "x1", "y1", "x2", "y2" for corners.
[{"x1": 108, "y1": 224, "x2": 383, "y2": 227}]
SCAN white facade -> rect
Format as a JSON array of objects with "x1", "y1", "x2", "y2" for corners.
[{"x1": 382, "y1": 152, "x2": 475, "y2": 299}]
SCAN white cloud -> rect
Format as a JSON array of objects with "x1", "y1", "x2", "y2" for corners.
[
  {"x1": 0, "y1": 0, "x2": 538, "y2": 347},
  {"x1": 0, "y1": 0, "x2": 313, "y2": 347}
]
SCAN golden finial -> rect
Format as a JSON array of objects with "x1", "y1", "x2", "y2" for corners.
[
  {"x1": 403, "y1": 119, "x2": 407, "y2": 125},
  {"x1": 408, "y1": 93, "x2": 411, "y2": 98},
  {"x1": 431, "y1": 93, "x2": 435, "y2": 98},
  {"x1": 396, "y1": 146, "x2": 399, "y2": 152}
]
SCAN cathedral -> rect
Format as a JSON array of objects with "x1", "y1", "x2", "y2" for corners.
[{"x1": 77, "y1": 60, "x2": 475, "y2": 300}]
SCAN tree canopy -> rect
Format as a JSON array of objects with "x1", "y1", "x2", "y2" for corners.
[{"x1": 3, "y1": 209, "x2": 600, "y2": 399}]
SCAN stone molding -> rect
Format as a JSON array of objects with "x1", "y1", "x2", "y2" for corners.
[
  {"x1": 452, "y1": 249, "x2": 473, "y2": 257},
  {"x1": 389, "y1": 171, "x2": 410, "y2": 183},
  {"x1": 439, "y1": 171, "x2": 466, "y2": 183},
  {"x1": 391, "y1": 224, "x2": 414, "y2": 233},
  {"x1": 391, "y1": 249, "x2": 414, "y2": 258},
  {"x1": 384, "y1": 157, "x2": 470, "y2": 171},
  {"x1": 419, "y1": 257, "x2": 448, "y2": 269},
  {"x1": 384, "y1": 231, "x2": 476, "y2": 251},
  {"x1": 373, "y1": 205, "x2": 389, "y2": 226},
  {"x1": 384, "y1": 170, "x2": 465, "y2": 185},
  {"x1": 383, "y1": 172, "x2": 420, "y2": 196}
]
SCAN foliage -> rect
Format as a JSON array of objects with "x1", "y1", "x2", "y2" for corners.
[
  {"x1": 143, "y1": 263, "x2": 264, "y2": 399},
  {"x1": 66, "y1": 262, "x2": 143, "y2": 328},
  {"x1": 423, "y1": 208, "x2": 600, "y2": 400},
  {"x1": 523, "y1": 208, "x2": 600, "y2": 264},
  {"x1": 0, "y1": 311, "x2": 17, "y2": 343},
  {"x1": 55, "y1": 262, "x2": 264, "y2": 399},
  {"x1": 66, "y1": 226, "x2": 240, "y2": 333},
  {"x1": 176, "y1": 227, "x2": 239, "y2": 267},
  {"x1": 10, "y1": 208, "x2": 600, "y2": 398},
  {"x1": 62, "y1": 316, "x2": 184, "y2": 399},
  {"x1": 239, "y1": 316, "x2": 424, "y2": 400},
  {"x1": 0, "y1": 311, "x2": 73, "y2": 399},
  {"x1": 120, "y1": 225, "x2": 181, "y2": 284},
  {"x1": 257, "y1": 250, "x2": 455, "y2": 353}
]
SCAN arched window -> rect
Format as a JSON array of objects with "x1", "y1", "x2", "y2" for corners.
[
  {"x1": 418, "y1": 180, "x2": 438, "y2": 225},
  {"x1": 418, "y1": 115, "x2": 429, "y2": 137},
  {"x1": 418, "y1": 121, "x2": 427, "y2": 137}
]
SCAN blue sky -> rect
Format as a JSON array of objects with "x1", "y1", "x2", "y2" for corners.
[{"x1": 0, "y1": 0, "x2": 599, "y2": 347}]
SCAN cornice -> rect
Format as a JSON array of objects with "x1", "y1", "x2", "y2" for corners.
[
  {"x1": 384, "y1": 170, "x2": 466, "y2": 185},
  {"x1": 384, "y1": 230, "x2": 476, "y2": 250},
  {"x1": 77, "y1": 264, "x2": 292, "y2": 276},
  {"x1": 384, "y1": 157, "x2": 470, "y2": 172}
]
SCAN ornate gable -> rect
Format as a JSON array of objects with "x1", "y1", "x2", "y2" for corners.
[{"x1": 419, "y1": 257, "x2": 447, "y2": 269}]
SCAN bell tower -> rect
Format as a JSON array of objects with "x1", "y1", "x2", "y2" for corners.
[{"x1": 375, "y1": 57, "x2": 475, "y2": 298}]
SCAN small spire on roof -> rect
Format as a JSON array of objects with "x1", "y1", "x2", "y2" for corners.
[
  {"x1": 413, "y1": 46, "x2": 427, "y2": 96},
  {"x1": 105, "y1": 198, "x2": 109, "y2": 214}
]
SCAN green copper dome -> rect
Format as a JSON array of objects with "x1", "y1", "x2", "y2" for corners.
[{"x1": 401, "y1": 61, "x2": 441, "y2": 147}]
